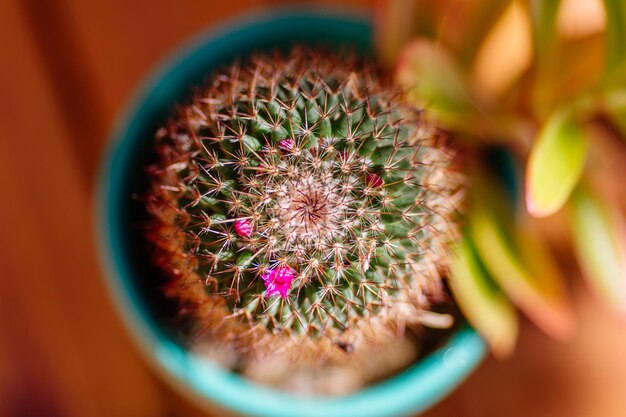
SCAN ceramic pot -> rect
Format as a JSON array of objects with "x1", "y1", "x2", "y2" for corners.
[{"x1": 97, "y1": 9, "x2": 486, "y2": 417}]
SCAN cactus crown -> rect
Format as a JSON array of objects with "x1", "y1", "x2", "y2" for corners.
[{"x1": 147, "y1": 47, "x2": 461, "y2": 354}]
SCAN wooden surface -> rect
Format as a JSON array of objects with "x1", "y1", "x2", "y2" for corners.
[{"x1": 1, "y1": 1, "x2": 625, "y2": 416}]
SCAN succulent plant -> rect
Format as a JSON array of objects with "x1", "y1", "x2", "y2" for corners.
[
  {"x1": 145, "y1": 47, "x2": 462, "y2": 375},
  {"x1": 376, "y1": 0, "x2": 626, "y2": 356}
]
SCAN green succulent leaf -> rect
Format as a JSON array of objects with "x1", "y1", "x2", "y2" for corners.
[
  {"x1": 570, "y1": 185, "x2": 626, "y2": 315},
  {"x1": 526, "y1": 109, "x2": 587, "y2": 217},
  {"x1": 529, "y1": 0, "x2": 561, "y2": 64},
  {"x1": 529, "y1": 0, "x2": 560, "y2": 109},
  {"x1": 602, "y1": 0, "x2": 626, "y2": 84},
  {"x1": 396, "y1": 39, "x2": 474, "y2": 128},
  {"x1": 469, "y1": 202, "x2": 574, "y2": 340},
  {"x1": 450, "y1": 236, "x2": 519, "y2": 358},
  {"x1": 604, "y1": 89, "x2": 626, "y2": 140}
]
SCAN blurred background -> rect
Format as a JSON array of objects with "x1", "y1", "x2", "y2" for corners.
[{"x1": 1, "y1": 0, "x2": 625, "y2": 416}]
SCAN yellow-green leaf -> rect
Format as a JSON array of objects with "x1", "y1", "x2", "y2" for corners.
[
  {"x1": 526, "y1": 109, "x2": 587, "y2": 217},
  {"x1": 450, "y1": 236, "x2": 519, "y2": 358},
  {"x1": 396, "y1": 39, "x2": 474, "y2": 128},
  {"x1": 470, "y1": 204, "x2": 574, "y2": 340},
  {"x1": 570, "y1": 185, "x2": 626, "y2": 315}
]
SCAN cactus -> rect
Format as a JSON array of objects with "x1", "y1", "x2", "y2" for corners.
[{"x1": 146, "y1": 47, "x2": 462, "y2": 374}]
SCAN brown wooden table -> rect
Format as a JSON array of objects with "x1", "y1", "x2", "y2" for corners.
[{"x1": 2, "y1": 1, "x2": 625, "y2": 416}]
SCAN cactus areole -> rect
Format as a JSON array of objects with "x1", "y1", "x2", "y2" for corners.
[{"x1": 146, "y1": 47, "x2": 462, "y2": 375}]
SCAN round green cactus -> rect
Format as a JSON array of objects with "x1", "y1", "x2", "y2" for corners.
[{"x1": 146, "y1": 47, "x2": 462, "y2": 366}]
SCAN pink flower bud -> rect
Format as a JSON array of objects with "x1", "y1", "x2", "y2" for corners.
[
  {"x1": 234, "y1": 218, "x2": 253, "y2": 238},
  {"x1": 366, "y1": 173, "x2": 383, "y2": 188},
  {"x1": 262, "y1": 265, "x2": 295, "y2": 298},
  {"x1": 279, "y1": 139, "x2": 295, "y2": 151}
]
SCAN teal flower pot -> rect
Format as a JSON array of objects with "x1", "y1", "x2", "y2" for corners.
[{"x1": 97, "y1": 9, "x2": 486, "y2": 417}]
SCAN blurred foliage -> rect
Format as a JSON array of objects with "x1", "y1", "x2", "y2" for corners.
[
  {"x1": 526, "y1": 109, "x2": 587, "y2": 217},
  {"x1": 377, "y1": 0, "x2": 626, "y2": 355}
]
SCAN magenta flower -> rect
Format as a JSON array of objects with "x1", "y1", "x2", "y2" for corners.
[
  {"x1": 234, "y1": 218, "x2": 253, "y2": 238},
  {"x1": 262, "y1": 265, "x2": 295, "y2": 298}
]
